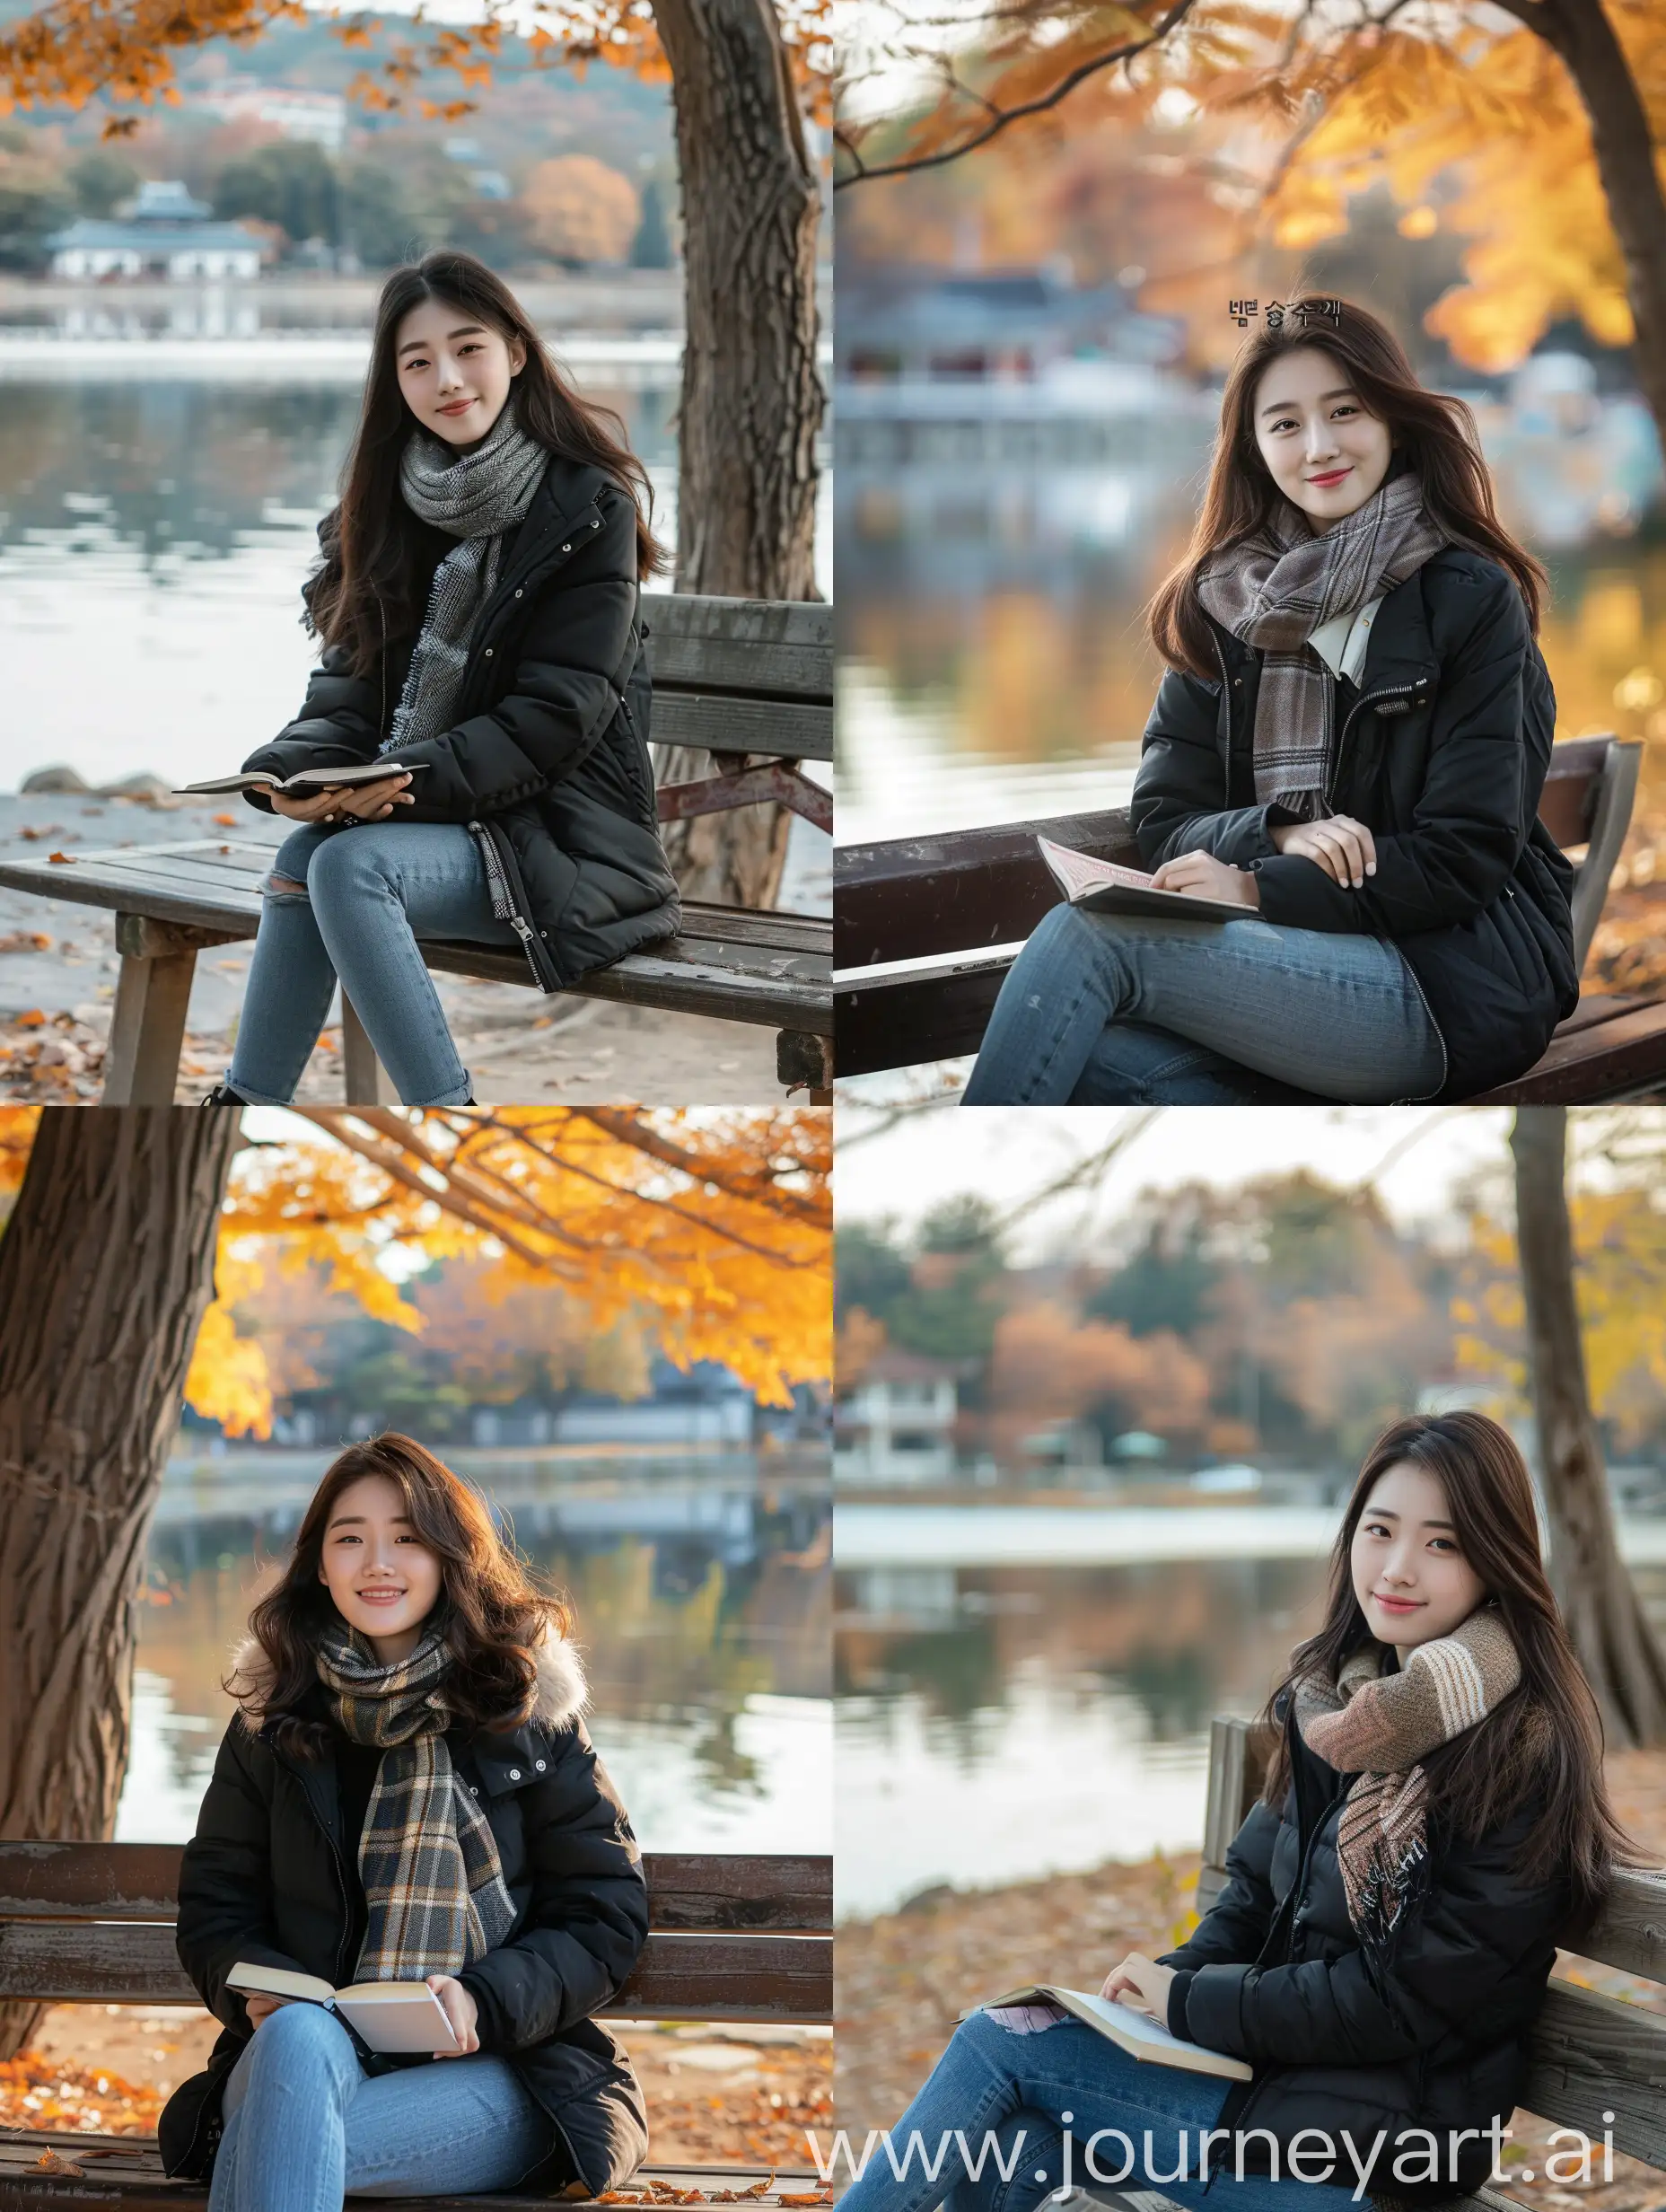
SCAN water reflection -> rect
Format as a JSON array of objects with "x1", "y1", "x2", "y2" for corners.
[
  {"x1": 834, "y1": 1552, "x2": 1666, "y2": 1918},
  {"x1": 121, "y1": 1454, "x2": 830, "y2": 1856}
]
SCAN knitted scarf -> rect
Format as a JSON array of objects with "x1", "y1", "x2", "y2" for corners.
[
  {"x1": 384, "y1": 398, "x2": 548, "y2": 757},
  {"x1": 1194, "y1": 466, "x2": 1448, "y2": 818},
  {"x1": 315, "y1": 1620, "x2": 518, "y2": 1982},
  {"x1": 1293, "y1": 1603, "x2": 1521, "y2": 1955}
]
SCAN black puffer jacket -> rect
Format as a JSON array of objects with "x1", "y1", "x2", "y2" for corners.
[
  {"x1": 1154, "y1": 1690, "x2": 1571, "y2": 2201},
  {"x1": 240, "y1": 451, "x2": 680, "y2": 992},
  {"x1": 158, "y1": 1631, "x2": 650, "y2": 2196},
  {"x1": 1129, "y1": 548, "x2": 1579, "y2": 1101}
]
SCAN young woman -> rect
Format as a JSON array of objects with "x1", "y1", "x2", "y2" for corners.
[
  {"x1": 157, "y1": 1434, "x2": 650, "y2": 2207},
  {"x1": 838, "y1": 1411, "x2": 1636, "y2": 2212},
  {"x1": 204, "y1": 249, "x2": 679, "y2": 1110},
  {"x1": 961, "y1": 298, "x2": 1579, "y2": 1107}
]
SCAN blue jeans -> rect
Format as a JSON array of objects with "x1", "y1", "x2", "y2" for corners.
[
  {"x1": 227, "y1": 821, "x2": 521, "y2": 1107},
  {"x1": 960, "y1": 904, "x2": 1446, "y2": 1106},
  {"x1": 834, "y1": 2008, "x2": 1361, "y2": 2212},
  {"x1": 206, "y1": 1999, "x2": 559, "y2": 2208}
]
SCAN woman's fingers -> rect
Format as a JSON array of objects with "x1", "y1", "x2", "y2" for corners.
[{"x1": 1333, "y1": 814, "x2": 1378, "y2": 874}]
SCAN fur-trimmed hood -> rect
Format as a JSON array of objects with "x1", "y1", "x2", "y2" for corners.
[{"x1": 226, "y1": 1620, "x2": 588, "y2": 1736}]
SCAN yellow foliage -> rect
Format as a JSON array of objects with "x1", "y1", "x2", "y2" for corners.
[
  {"x1": 184, "y1": 1299, "x2": 273, "y2": 1441},
  {"x1": 181, "y1": 1107, "x2": 830, "y2": 1426},
  {"x1": 846, "y1": 0, "x2": 1659, "y2": 377}
]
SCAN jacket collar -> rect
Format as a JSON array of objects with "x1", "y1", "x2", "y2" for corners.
[
  {"x1": 1208, "y1": 561, "x2": 1438, "y2": 700},
  {"x1": 229, "y1": 1621, "x2": 588, "y2": 1759}
]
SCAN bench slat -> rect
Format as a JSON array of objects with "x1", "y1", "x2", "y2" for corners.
[
  {"x1": 0, "y1": 1845, "x2": 831, "y2": 1933},
  {"x1": 1470, "y1": 1000, "x2": 1666, "y2": 1104},
  {"x1": 645, "y1": 595, "x2": 831, "y2": 699},
  {"x1": 0, "y1": 847, "x2": 833, "y2": 1036},
  {"x1": 834, "y1": 810, "x2": 1143, "y2": 970},
  {"x1": 0, "y1": 1925, "x2": 831, "y2": 2021},
  {"x1": 653, "y1": 693, "x2": 832, "y2": 762}
]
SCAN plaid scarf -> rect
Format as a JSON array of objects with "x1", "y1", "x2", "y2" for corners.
[
  {"x1": 383, "y1": 398, "x2": 548, "y2": 757},
  {"x1": 315, "y1": 1620, "x2": 519, "y2": 1981},
  {"x1": 1194, "y1": 467, "x2": 1448, "y2": 818},
  {"x1": 1293, "y1": 1604, "x2": 1520, "y2": 1956}
]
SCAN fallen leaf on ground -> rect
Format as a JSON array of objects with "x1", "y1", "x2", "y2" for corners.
[
  {"x1": 212, "y1": 813, "x2": 237, "y2": 826},
  {"x1": 47, "y1": 852, "x2": 75, "y2": 864}
]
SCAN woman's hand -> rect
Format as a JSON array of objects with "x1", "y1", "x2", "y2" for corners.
[
  {"x1": 1271, "y1": 814, "x2": 1377, "y2": 890},
  {"x1": 268, "y1": 774, "x2": 414, "y2": 824},
  {"x1": 244, "y1": 1994, "x2": 288, "y2": 2028},
  {"x1": 425, "y1": 1971, "x2": 480, "y2": 2058},
  {"x1": 1149, "y1": 850, "x2": 1261, "y2": 909},
  {"x1": 1099, "y1": 1951, "x2": 1177, "y2": 2022}
]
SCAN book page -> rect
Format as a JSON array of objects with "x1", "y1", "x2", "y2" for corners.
[{"x1": 1036, "y1": 837, "x2": 1157, "y2": 902}]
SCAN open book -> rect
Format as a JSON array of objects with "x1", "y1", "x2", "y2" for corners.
[
  {"x1": 174, "y1": 763, "x2": 427, "y2": 797},
  {"x1": 959, "y1": 1984, "x2": 1253, "y2": 2082},
  {"x1": 227, "y1": 1961, "x2": 460, "y2": 2054},
  {"x1": 1037, "y1": 836, "x2": 1243, "y2": 924}
]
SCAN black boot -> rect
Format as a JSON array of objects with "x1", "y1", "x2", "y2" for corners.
[{"x1": 200, "y1": 1082, "x2": 248, "y2": 1107}]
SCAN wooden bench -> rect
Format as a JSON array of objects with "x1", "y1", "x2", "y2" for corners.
[
  {"x1": 0, "y1": 1840, "x2": 831, "y2": 2209},
  {"x1": 835, "y1": 734, "x2": 1660, "y2": 1103},
  {"x1": 1078, "y1": 1716, "x2": 1666, "y2": 2212},
  {"x1": 0, "y1": 596, "x2": 832, "y2": 1106}
]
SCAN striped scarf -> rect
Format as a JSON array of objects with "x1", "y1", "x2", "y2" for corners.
[
  {"x1": 383, "y1": 398, "x2": 548, "y2": 757},
  {"x1": 1194, "y1": 464, "x2": 1448, "y2": 817},
  {"x1": 1293, "y1": 1604, "x2": 1520, "y2": 1953},
  {"x1": 315, "y1": 1620, "x2": 518, "y2": 1982}
]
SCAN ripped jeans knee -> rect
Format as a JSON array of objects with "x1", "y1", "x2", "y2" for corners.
[{"x1": 263, "y1": 872, "x2": 310, "y2": 900}]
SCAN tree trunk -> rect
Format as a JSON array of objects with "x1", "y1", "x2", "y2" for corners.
[
  {"x1": 1494, "y1": 0, "x2": 1666, "y2": 452},
  {"x1": 1510, "y1": 1106, "x2": 1666, "y2": 1747},
  {"x1": 652, "y1": 0, "x2": 825, "y2": 908},
  {"x1": 0, "y1": 1109, "x2": 237, "y2": 2060}
]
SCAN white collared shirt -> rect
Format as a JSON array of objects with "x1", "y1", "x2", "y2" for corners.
[{"x1": 1308, "y1": 593, "x2": 1385, "y2": 682}]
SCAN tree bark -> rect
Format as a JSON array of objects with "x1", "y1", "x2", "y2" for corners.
[
  {"x1": 652, "y1": 0, "x2": 825, "y2": 908},
  {"x1": 1510, "y1": 1106, "x2": 1666, "y2": 1748},
  {"x1": 0, "y1": 1109, "x2": 237, "y2": 2060},
  {"x1": 1486, "y1": 0, "x2": 1666, "y2": 452}
]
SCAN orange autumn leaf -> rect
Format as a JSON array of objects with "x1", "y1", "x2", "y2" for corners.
[
  {"x1": 46, "y1": 851, "x2": 74, "y2": 864},
  {"x1": 212, "y1": 812, "x2": 237, "y2": 826}
]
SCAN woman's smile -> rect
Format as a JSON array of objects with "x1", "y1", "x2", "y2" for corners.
[
  {"x1": 1371, "y1": 1592, "x2": 1424, "y2": 1617},
  {"x1": 1307, "y1": 465, "x2": 1353, "y2": 488},
  {"x1": 358, "y1": 1586, "x2": 407, "y2": 1606}
]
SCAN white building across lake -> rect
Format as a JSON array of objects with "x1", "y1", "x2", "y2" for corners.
[{"x1": 47, "y1": 180, "x2": 266, "y2": 282}]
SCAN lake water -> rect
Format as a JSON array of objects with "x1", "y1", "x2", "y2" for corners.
[
  {"x1": 118, "y1": 1451, "x2": 831, "y2": 1856},
  {"x1": 833, "y1": 1537, "x2": 1666, "y2": 1919}
]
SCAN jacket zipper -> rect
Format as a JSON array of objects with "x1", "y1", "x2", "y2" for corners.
[
  {"x1": 1203, "y1": 1738, "x2": 1347, "y2": 2181},
  {"x1": 469, "y1": 819, "x2": 561, "y2": 992},
  {"x1": 1324, "y1": 678, "x2": 1428, "y2": 813}
]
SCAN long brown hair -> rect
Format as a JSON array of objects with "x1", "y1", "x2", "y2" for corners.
[
  {"x1": 1147, "y1": 296, "x2": 1548, "y2": 679},
  {"x1": 226, "y1": 1433, "x2": 574, "y2": 1764},
  {"x1": 1259, "y1": 1412, "x2": 1639, "y2": 1943},
  {"x1": 310, "y1": 250, "x2": 669, "y2": 677}
]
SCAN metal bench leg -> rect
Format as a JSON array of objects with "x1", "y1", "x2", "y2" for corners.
[
  {"x1": 101, "y1": 914, "x2": 228, "y2": 1104},
  {"x1": 340, "y1": 993, "x2": 387, "y2": 1105},
  {"x1": 776, "y1": 1029, "x2": 832, "y2": 1103}
]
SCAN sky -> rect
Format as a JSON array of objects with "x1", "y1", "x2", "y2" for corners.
[{"x1": 835, "y1": 1104, "x2": 1521, "y2": 1257}]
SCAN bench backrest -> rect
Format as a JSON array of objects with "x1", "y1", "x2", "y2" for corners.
[
  {"x1": 0, "y1": 1843, "x2": 832, "y2": 2025},
  {"x1": 1202, "y1": 1716, "x2": 1666, "y2": 2171},
  {"x1": 646, "y1": 596, "x2": 832, "y2": 765}
]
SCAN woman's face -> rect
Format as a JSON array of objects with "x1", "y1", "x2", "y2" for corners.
[
  {"x1": 1250, "y1": 344, "x2": 1394, "y2": 532},
  {"x1": 317, "y1": 1473, "x2": 445, "y2": 1665},
  {"x1": 1349, "y1": 1457, "x2": 1487, "y2": 1653},
  {"x1": 393, "y1": 297, "x2": 527, "y2": 450}
]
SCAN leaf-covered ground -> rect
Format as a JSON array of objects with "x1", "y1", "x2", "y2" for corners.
[{"x1": 836, "y1": 1747, "x2": 1666, "y2": 2212}]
